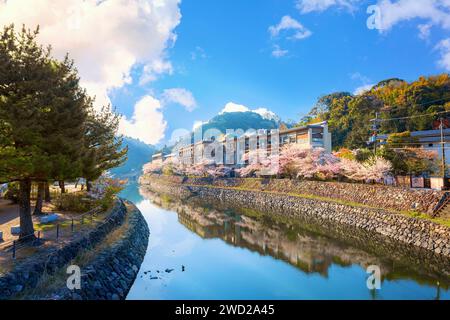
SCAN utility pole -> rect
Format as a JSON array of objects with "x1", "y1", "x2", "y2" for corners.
[
  {"x1": 440, "y1": 117, "x2": 446, "y2": 178},
  {"x1": 370, "y1": 112, "x2": 380, "y2": 155}
]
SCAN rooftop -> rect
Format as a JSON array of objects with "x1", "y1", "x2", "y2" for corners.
[{"x1": 377, "y1": 128, "x2": 450, "y2": 142}]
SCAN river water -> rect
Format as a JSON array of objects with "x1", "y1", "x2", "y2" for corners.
[{"x1": 122, "y1": 184, "x2": 450, "y2": 300}]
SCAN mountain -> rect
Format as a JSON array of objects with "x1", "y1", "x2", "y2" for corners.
[
  {"x1": 110, "y1": 112, "x2": 281, "y2": 179},
  {"x1": 110, "y1": 136, "x2": 155, "y2": 180},
  {"x1": 198, "y1": 111, "x2": 280, "y2": 135}
]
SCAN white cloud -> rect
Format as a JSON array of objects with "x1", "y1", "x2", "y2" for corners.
[
  {"x1": 418, "y1": 23, "x2": 433, "y2": 40},
  {"x1": 296, "y1": 0, "x2": 450, "y2": 34},
  {"x1": 296, "y1": 1, "x2": 450, "y2": 72},
  {"x1": 220, "y1": 102, "x2": 280, "y2": 122},
  {"x1": 350, "y1": 72, "x2": 375, "y2": 95},
  {"x1": 162, "y1": 88, "x2": 197, "y2": 112},
  {"x1": 350, "y1": 72, "x2": 371, "y2": 84},
  {"x1": 193, "y1": 120, "x2": 206, "y2": 130},
  {"x1": 354, "y1": 84, "x2": 375, "y2": 95},
  {"x1": 119, "y1": 95, "x2": 167, "y2": 145},
  {"x1": 436, "y1": 38, "x2": 450, "y2": 70},
  {"x1": 139, "y1": 59, "x2": 174, "y2": 86},
  {"x1": 191, "y1": 46, "x2": 207, "y2": 60},
  {"x1": 168, "y1": 128, "x2": 192, "y2": 146},
  {"x1": 253, "y1": 108, "x2": 281, "y2": 122},
  {"x1": 271, "y1": 44, "x2": 289, "y2": 58},
  {"x1": 296, "y1": 0, "x2": 360, "y2": 13},
  {"x1": 0, "y1": 0, "x2": 182, "y2": 109},
  {"x1": 220, "y1": 102, "x2": 251, "y2": 114},
  {"x1": 269, "y1": 15, "x2": 312, "y2": 40},
  {"x1": 374, "y1": 0, "x2": 450, "y2": 32},
  {"x1": 373, "y1": 1, "x2": 450, "y2": 70}
]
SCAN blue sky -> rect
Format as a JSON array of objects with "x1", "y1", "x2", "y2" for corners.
[
  {"x1": 1, "y1": 0, "x2": 449, "y2": 146},
  {"x1": 112, "y1": 0, "x2": 450, "y2": 146}
]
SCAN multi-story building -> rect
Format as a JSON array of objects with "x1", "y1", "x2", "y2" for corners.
[
  {"x1": 174, "y1": 121, "x2": 332, "y2": 167},
  {"x1": 151, "y1": 153, "x2": 165, "y2": 165},
  {"x1": 279, "y1": 122, "x2": 332, "y2": 153}
]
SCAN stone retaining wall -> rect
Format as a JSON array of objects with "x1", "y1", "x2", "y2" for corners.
[
  {"x1": 142, "y1": 176, "x2": 450, "y2": 259},
  {"x1": 49, "y1": 200, "x2": 149, "y2": 300},
  {"x1": 140, "y1": 174, "x2": 446, "y2": 215},
  {"x1": 0, "y1": 199, "x2": 149, "y2": 300}
]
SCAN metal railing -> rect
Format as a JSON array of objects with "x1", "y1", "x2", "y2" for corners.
[
  {"x1": 0, "y1": 206, "x2": 103, "y2": 260},
  {"x1": 432, "y1": 192, "x2": 450, "y2": 217}
]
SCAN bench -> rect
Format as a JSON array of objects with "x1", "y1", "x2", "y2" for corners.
[
  {"x1": 10, "y1": 226, "x2": 20, "y2": 236},
  {"x1": 39, "y1": 214, "x2": 59, "y2": 224}
]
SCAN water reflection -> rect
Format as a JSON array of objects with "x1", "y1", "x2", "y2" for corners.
[
  {"x1": 150, "y1": 188, "x2": 450, "y2": 286},
  {"x1": 126, "y1": 185, "x2": 450, "y2": 300}
]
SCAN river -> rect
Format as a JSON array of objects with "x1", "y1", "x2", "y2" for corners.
[{"x1": 121, "y1": 183, "x2": 450, "y2": 300}]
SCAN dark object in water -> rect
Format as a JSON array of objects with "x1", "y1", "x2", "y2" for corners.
[
  {"x1": 182, "y1": 265, "x2": 185, "y2": 272},
  {"x1": 165, "y1": 268, "x2": 174, "y2": 273}
]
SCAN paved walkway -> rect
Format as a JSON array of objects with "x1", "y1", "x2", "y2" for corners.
[
  {"x1": 0, "y1": 184, "x2": 84, "y2": 243},
  {"x1": 0, "y1": 199, "x2": 20, "y2": 243}
]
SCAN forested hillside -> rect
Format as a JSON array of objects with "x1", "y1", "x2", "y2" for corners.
[
  {"x1": 110, "y1": 137, "x2": 155, "y2": 179},
  {"x1": 299, "y1": 74, "x2": 450, "y2": 150}
]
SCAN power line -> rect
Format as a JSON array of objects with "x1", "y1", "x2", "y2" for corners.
[
  {"x1": 385, "y1": 142, "x2": 447, "y2": 146},
  {"x1": 388, "y1": 147, "x2": 450, "y2": 150},
  {"x1": 375, "y1": 109, "x2": 450, "y2": 122},
  {"x1": 369, "y1": 97, "x2": 450, "y2": 122}
]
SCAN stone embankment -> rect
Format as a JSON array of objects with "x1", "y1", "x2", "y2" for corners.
[
  {"x1": 141, "y1": 174, "x2": 450, "y2": 259},
  {"x1": 140, "y1": 175, "x2": 446, "y2": 215},
  {"x1": 0, "y1": 199, "x2": 149, "y2": 300}
]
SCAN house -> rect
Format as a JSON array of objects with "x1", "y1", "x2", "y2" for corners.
[
  {"x1": 151, "y1": 153, "x2": 165, "y2": 165},
  {"x1": 377, "y1": 128, "x2": 450, "y2": 167},
  {"x1": 152, "y1": 152, "x2": 177, "y2": 165},
  {"x1": 377, "y1": 128, "x2": 450, "y2": 190}
]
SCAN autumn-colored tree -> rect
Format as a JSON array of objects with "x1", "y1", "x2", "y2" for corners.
[
  {"x1": 379, "y1": 147, "x2": 438, "y2": 176},
  {"x1": 300, "y1": 74, "x2": 450, "y2": 150}
]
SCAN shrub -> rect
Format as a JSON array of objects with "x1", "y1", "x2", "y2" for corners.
[
  {"x1": 91, "y1": 178, "x2": 126, "y2": 211},
  {"x1": 54, "y1": 192, "x2": 93, "y2": 213}
]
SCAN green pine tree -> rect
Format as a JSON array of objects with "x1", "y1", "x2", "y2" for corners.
[{"x1": 0, "y1": 25, "x2": 89, "y2": 237}]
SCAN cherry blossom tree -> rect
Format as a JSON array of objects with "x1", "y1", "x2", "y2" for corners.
[
  {"x1": 147, "y1": 142, "x2": 394, "y2": 184},
  {"x1": 293, "y1": 148, "x2": 341, "y2": 180},
  {"x1": 276, "y1": 144, "x2": 310, "y2": 178},
  {"x1": 340, "y1": 156, "x2": 392, "y2": 182},
  {"x1": 340, "y1": 158, "x2": 366, "y2": 181},
  {"x1": 363, "y1": 156, "x2": 393, "y2": 181},
  {"x1": 236, "y1": 149, "x2": 272, "y2": 177},
  {"x1": 143, "y1": 161, "x2": 163, "y2": 174},
  {"x1": 207, "y1": 165, "x2": 233, "y2": 178},
  {"x1": 183, "y1": 159, "x2": 215, "y2": 177}
]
